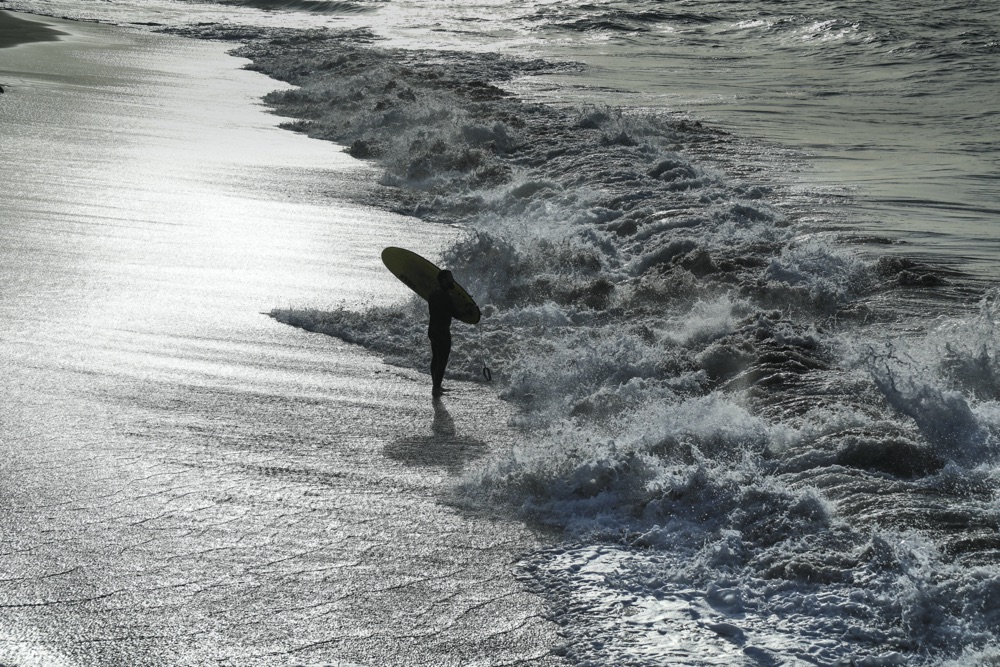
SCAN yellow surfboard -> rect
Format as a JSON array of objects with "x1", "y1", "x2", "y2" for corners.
[{"x1": 381, "y1": 247, "x2": 481, "y2": 325}]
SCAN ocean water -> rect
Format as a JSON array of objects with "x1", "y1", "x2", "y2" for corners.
[{"x1": 4, "y1": 0, "x2": 1000, "y2": 664}]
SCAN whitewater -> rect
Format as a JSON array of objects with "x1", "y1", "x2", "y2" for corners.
[{"x1": 3, "y1": 0, "x2": 999, "y2": 664}]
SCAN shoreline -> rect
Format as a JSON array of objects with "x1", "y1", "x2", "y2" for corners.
[{"x1": 0, "y1": 9, "x2": 66, "y2": 49}]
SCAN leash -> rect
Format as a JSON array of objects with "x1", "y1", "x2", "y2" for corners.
[{"x1": 478, "y1": 320, "x2": 493, "y2": 382}]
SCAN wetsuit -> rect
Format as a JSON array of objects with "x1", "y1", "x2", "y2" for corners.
[{"x1": 428, "y1": 288, "x2": 459, "y2": 393}]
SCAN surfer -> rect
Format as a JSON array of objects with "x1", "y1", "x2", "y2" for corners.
[
  {"x1": 428, "y1": 269, "x2": 460, "y2": 397},
  {"x1": 381, "y1": 247, "x2": 481, "y2": 394}
]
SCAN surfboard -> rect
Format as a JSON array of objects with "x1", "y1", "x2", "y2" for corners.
[{"x1": 381, "y1": 247, "x2": 481, "y2": 325}]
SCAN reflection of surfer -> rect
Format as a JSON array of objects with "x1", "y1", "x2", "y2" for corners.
[{"x1": 428, "y1": 270, "x2": 461, "y2": 397}]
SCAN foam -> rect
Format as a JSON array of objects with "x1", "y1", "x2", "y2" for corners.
[{"x1": 849, "y1": 291, "x2": 1000, "y2": 466}]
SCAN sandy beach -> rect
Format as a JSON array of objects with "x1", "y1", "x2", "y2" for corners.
[{"x1": 0, "y1": 11, "x2": 559, "y2": 666}]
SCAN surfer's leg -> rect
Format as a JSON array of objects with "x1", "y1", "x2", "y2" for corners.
[
  {"x1": 430, "y1": 333, "x2": 451, "y2": 394},
  {"x1": 440, "y1": 337, "x2": 451, "y2": 384},
  {"x1": 430, "y1": 336, "x2": 444, "y2": 391}
]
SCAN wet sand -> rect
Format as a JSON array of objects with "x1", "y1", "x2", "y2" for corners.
[
  {"x1": 0, "y1": 10, "x2": 66, "y2": 49},
  {"x1": 0, "y1": 12, "x2": 560, "y2": 666}
]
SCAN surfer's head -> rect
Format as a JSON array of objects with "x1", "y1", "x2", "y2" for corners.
[{"x1": 437, "y1": 270, "x2": 455, "y2": 289}]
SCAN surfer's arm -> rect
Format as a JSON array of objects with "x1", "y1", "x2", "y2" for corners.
[{"x1": 447, "y1": 288, "x2": 479, "y2": 321}]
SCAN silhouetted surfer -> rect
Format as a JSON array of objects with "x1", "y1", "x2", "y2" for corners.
[{"x1": 428, "y1": 269, "x2": 460, "y2": 397}]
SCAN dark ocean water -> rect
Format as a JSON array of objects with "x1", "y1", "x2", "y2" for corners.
[{"x1": 5, "y1": 0, "x2": 999, "y2": 663}]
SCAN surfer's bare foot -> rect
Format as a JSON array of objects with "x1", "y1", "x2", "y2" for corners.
[{"x1": 432, "y1": 386, "x2": 444, "y2": 397}]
